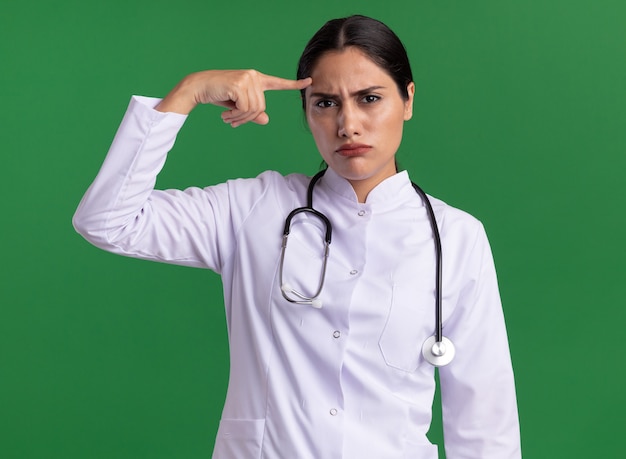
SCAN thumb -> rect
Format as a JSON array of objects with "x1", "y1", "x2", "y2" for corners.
[{"x1": 251, "y1": 112, "x2": 270, "y2": 125}]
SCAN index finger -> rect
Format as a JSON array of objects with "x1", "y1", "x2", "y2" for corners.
[{"x1": 261, "y1": 74, "x2": 312, "y2": 91}]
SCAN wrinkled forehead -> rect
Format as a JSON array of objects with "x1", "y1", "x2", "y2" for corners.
[{"x1": 306, "y1": 48, "x2": 395, "y2": 96}]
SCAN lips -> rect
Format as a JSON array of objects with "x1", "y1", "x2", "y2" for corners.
[{"x1": 336, "y1": 143, "x2": 372, "y2": 156}]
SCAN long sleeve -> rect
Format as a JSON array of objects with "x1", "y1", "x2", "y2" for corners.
[
  {"x1": 73, "y1": 96, "x2": 231, "y2": 271},
  {"x1": 439, "y1": 223, "x2": 521, "y2": 458}
]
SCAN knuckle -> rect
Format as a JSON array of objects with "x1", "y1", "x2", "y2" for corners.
[{"x1": 242, "y1": 69, "x2": 258, "y2": 82}]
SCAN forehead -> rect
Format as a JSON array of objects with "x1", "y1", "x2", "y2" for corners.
[{"x1": 308, "y1": 47, "x2": 395, "y2": 93}]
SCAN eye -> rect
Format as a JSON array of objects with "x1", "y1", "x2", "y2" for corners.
[
  {"x1": 314, "y1": 99, "x2": 337, "y2": 108},
  {"x1": 361, "y1": 94, "x2": 381, "y2": 104}
]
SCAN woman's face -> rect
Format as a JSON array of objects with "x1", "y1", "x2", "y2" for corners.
[{"x1": 305, "y1": 46, "x2": 414, "y2": 201}]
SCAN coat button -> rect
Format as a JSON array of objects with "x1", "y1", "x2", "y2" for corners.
[
  {"x1": 329, "y1": 408, "x2": 338, "y2": 416},
  {"x1": 333, "y1": 330, "x2": 341, "y2": 339}
]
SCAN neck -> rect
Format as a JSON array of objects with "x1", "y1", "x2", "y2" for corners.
[
  {"x1": 350, "y1": 180, "x2": 373, "y2": 203},
  {"x1": 349, "y1": 174, "x2": 396, "y2": 203},
  {"x1": 349, "y1": 167, "x2": 399, "y2": 203}
]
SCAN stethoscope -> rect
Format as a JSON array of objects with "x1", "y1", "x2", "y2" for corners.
[{"x1": 279, "y1": 169, "x2": 455, "y2": 367}]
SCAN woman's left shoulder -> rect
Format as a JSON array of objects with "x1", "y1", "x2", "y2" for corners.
[{"x1": 426, "y1": 194, "x2": 485, "y2": 237}]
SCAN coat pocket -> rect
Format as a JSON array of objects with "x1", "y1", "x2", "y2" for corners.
[
  {"x1": 212, "y1": 418, "x2": 265, "y2": 459},
  {"x1": 378, "y1": 283, "x2": 435, "y2": 372}
]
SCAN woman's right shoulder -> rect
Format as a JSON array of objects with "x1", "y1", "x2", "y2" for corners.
[
  {"x1": 222, "y1": 170, "x2": 309, "y2": 194},
  {"x1": 214, "y1": 170, "x2": 311, "y2": 212}
]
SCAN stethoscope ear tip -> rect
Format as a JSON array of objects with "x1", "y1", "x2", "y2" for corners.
[
  {"x1": 281, "y1": 283, "x2": 323, "y2": 308},
  {"x1": 311, "y1": 299, "x2": 323, "y2": 309}
]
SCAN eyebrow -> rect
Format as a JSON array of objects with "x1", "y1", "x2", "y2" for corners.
[{"x1": 308, "y1": 85, "x2": 386, "y2": 99}]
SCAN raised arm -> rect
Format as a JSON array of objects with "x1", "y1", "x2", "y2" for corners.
[{"x1": 73, "y1": 71, "x2": 311, "y2": 268}]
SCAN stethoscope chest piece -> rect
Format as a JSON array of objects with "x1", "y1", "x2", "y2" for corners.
[{"x1": 422, "y1": 335, "x2": 455, "y2": 367}]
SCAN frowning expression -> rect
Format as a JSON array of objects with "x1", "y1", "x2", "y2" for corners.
[{"x1": 305, "y1": 46, "x2": 414, "y2": 201}]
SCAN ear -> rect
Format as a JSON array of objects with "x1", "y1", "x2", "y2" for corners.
[{"x1": 403, "y1": 82, "x2": 415, "y2": 121}]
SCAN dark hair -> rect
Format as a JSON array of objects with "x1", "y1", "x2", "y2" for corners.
[{"x1": 297, "y1": 15, "x2": 413, "y2": 108}]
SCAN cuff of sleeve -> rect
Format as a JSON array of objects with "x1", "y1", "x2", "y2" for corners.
[
  {"x1": 104, "y1": 95, "x2": 189, "y2": 172},
  {"x1": 129, "y1": 95, "x2": 188, "y2": 128}
]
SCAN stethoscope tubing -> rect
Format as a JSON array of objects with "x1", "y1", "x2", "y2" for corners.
[
  {"x1": 279, "y1": 171, "x2": 331, "y2": 306},
  {"x1": 411, "y1": 181, "x2": 443, "y2": 344}
]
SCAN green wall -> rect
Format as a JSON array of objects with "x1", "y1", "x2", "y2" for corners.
[{"x1": 1, "y1": 0, "x2": 624, "y2": 457}]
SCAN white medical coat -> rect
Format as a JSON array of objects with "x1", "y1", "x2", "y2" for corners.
[{"x1": 73, "y1": 96, "x2": 521, "y2": 459}]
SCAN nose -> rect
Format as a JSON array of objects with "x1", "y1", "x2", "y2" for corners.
[{"x1": 337, "y1": 103, "x2": 361, "y2": 138}]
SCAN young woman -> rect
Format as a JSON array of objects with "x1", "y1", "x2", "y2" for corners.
[{"x1": 74, "y1": 15, "x2": 521, "y2": 459}]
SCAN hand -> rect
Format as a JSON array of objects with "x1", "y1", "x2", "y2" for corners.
[{"x1": 156, "y1": 70, "x2": 312, "y2": 127}]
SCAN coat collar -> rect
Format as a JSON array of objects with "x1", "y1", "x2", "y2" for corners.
[{"x1": 321, "y1": 167, "x2": 416, "y2": 205}]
